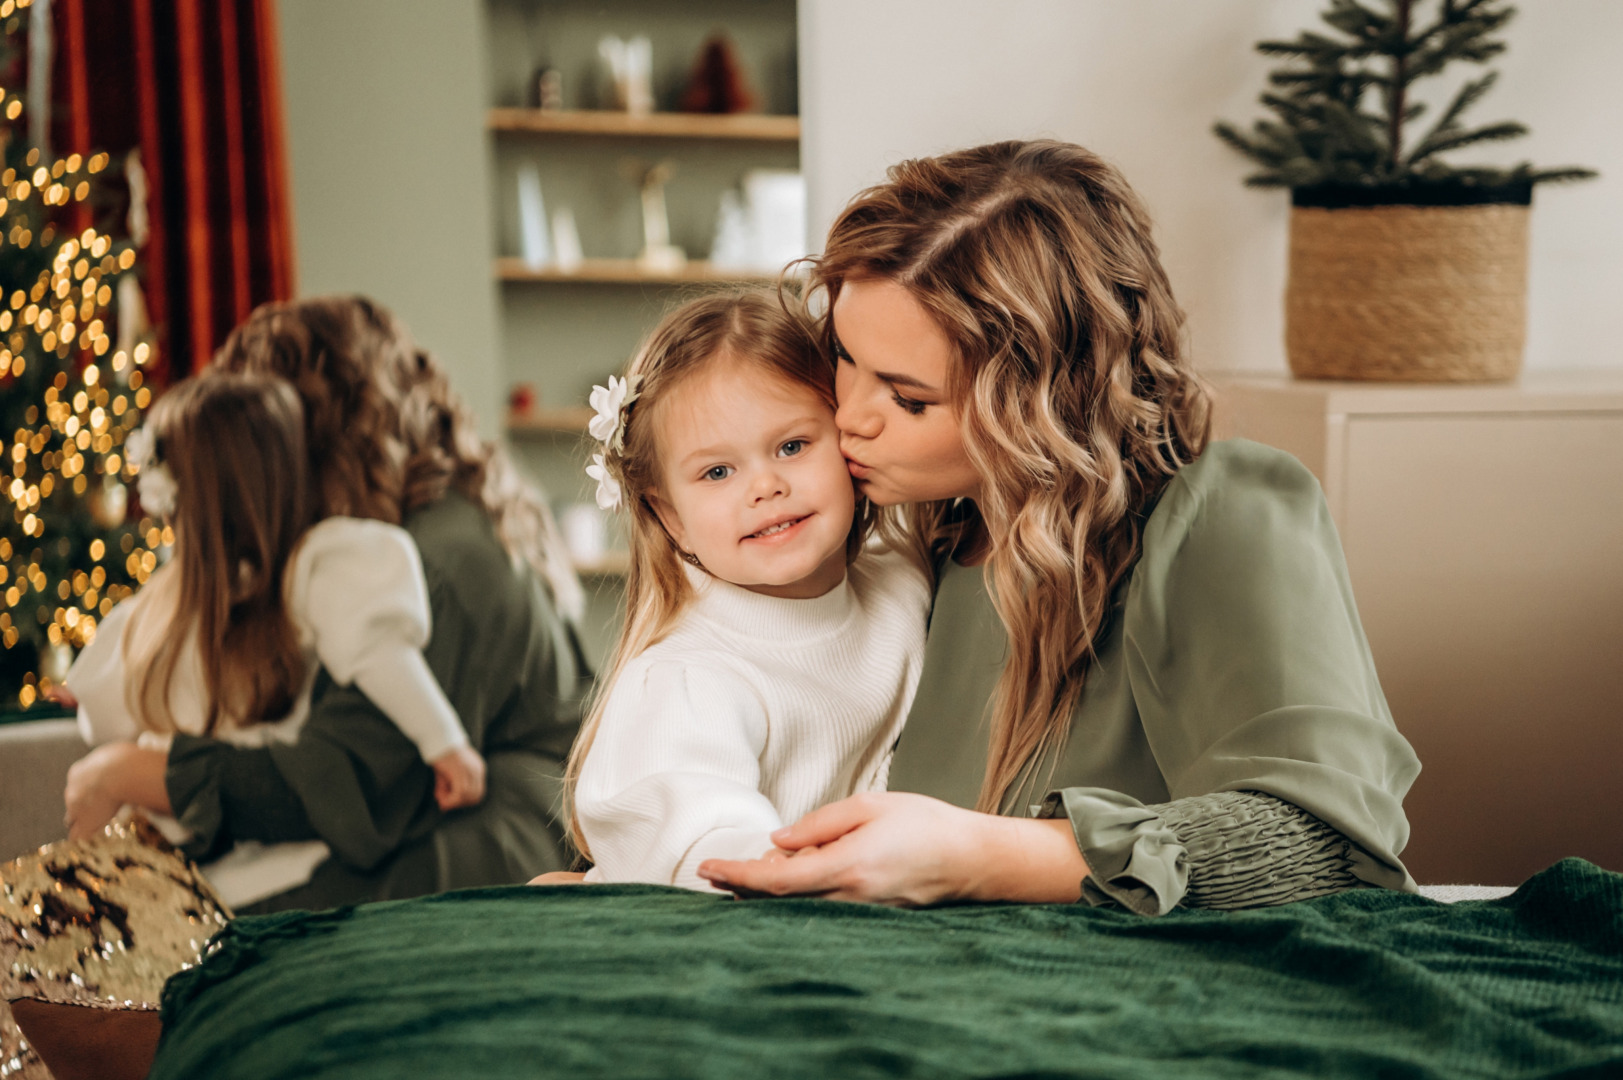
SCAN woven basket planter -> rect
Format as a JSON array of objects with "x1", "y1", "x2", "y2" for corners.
[{"x1": 1284, "y1": 183, "x2": 1531, "y2": 382}]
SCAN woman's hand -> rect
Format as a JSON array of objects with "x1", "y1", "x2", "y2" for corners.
[
  {"x1": 696, "y1": 792, "x2": 1088, "y2": 907},
  {"x1": 63, "y1": 742, "x2": 172, "y2": 841},
  {"x1": 528, "y1": 871, "x2": 587, "y2": 886}
]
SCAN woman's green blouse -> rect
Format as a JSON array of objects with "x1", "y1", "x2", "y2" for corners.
[{"x1": 886, "y1": 439, "x2": 1421, "y2": 915}]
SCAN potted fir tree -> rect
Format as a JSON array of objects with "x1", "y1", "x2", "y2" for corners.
[{"x1": 1215, "y1": 0, "x2": 1594, "y2": 381}]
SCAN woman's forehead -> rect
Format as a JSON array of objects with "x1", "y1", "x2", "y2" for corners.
[{"x1": 832, "y1": 277, "x2": 952, "y2": 389}]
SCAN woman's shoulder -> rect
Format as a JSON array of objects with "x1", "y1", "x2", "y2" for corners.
[
  {"x1": 401, "y1": 494, "x2": 514, "y2": 593},
  {"x1": 1143, "y1": 439, "x2": 1329, "y2": 556},
  {"x1": 1127, "y1": 439, "x2": 1343, "y2": 626}
]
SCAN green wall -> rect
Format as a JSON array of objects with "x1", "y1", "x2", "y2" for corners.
[{"x1": 278, "y1": 0, "x2": 503, "y2": 435}]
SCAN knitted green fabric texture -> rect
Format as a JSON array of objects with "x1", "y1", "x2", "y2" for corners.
[{"x1": 152, "y1": 859, "x2": 1623, "y2": 1079}]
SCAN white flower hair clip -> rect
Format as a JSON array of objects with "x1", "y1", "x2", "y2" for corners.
[
  {"x1": 584, "y1": 375, "x2": 641, "y2": 510},
  {"x1": 125, "y1": 426, "x2": 179, "y2": 518}
]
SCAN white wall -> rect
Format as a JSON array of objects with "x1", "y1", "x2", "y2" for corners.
[{"x1": 799, "y1": 1, "x2": 1622, "y2": 374}]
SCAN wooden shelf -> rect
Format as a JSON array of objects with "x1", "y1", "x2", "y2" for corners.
[
  {"x1": 574, "y1": 551, "x2": 630, "y2": 577},
  {"x1": 489, "y1": 108, "x2": 800, "y2": 142},
  {"x1": 507, "y1": 407, "x2": 594, "y2": 435},
  {"x1": 495, "y1": 256, "x2": 778, "y2": 285}
]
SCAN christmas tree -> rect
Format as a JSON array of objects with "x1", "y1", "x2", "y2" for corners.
[
  {"x1": 1214, "y1": 0, "x2": 1596, "y2": 190},
  {"x1": 1, "y1": 3, "x2": 161, "y2": 710}
]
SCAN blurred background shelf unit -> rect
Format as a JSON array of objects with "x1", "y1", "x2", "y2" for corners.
[{"x1": 484, "y1": 0, "x2": 801, "y2": 661}]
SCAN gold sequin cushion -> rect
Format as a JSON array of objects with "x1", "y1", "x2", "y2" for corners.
[{"x1": 1, "y1": 815, "x2": 230, "y2": 1080}]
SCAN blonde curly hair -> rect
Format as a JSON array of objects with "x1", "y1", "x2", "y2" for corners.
[
  {"x1": 811, "y1": 140, "x2": 1213, "y2": 814},
  {"x1": 210, "y1": 295, "x2": 585, "y2": 622}
]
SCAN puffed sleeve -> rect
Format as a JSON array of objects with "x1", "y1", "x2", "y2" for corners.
[
  {"x1": 290, "y1": 518, "x2": 468, "y2": 762},
  {"x1": 65, "y1": 591, "x2": 142, "y2": 746},
  {"x1": 1045, "y1": 440, "x2": 1421, "y2": 915},
  {"x1": 576, "y1": 660, "x2": 781, "y2": 890},
  {"x1": 291, "y1": 518, "x2": 432, "y2": 678}
]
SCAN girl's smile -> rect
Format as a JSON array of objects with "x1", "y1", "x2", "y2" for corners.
[{"x1": 743, "y1": 513, "x2": 813, "y2": 543}]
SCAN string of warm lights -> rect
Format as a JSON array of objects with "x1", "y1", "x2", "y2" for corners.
[{"x1": 1, "y1": 11, "x2": 167, "y2": 711}]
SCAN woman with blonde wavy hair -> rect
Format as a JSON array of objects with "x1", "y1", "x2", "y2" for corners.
[
  {"x1": 698, "y1": 140, "x2": 1420, "y2": 915},
  {"x1": 63, "y1": 296, "x2": 591, "y2": 911}
]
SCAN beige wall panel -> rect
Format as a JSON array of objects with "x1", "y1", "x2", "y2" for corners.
[{"x1": 1340, "y1": 415, "x2": 1623, "y2": 884}]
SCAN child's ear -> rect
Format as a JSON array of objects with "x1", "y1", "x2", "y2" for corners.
[{"x1": 643, "y1": 491, "x2": 691, "y2": 555}]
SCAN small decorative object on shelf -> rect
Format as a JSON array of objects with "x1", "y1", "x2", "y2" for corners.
[
  {"x1": 1215, "y1": 0, "x2": 1596, "y2": 383},
  {"x1": 551, "y1": 206, "x2": 584, "y2": 272},
  {"x1": 532, "y1": 65, "x2": 563, "y2": 112},
  {"x1": 627, "y1": 159, "x2": 687, "y2": 273},
  {"x1": 559, "y1": 503, "x2": 609, "y2": 566},
  {"x1": 516, "y1": 163, "x2": 550, "y2": 269},
  {"x1": 597, "y1": 35, "x2": 653, "y2": 115},
  {"x1": 508, "y1": 383, "x2": 538, "y2": 419},
  {"x1": 679, "y1": 34, "x2": 756, "y2": 114},
  {"x1": 712, "y1": 169, "x2": 810, "y2": 275}
]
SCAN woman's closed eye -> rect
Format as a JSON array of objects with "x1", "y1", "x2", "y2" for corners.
[{"x1": 891, "y1": 390, "x2": 928, "y2": 416}]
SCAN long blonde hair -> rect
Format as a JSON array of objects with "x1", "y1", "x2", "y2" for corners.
[
  {"x1": 125, "y1": 374, "x2": 315, "y2": 734},
  {"x1": 210, "y1": 295, "x2": 585, "y2": 622},
  {"x1": 810, "y1": 140, "x2": 1213, "y2": 814},
  {"x1": 562, "y1": 289, "x2": 857, "y2": 857}
]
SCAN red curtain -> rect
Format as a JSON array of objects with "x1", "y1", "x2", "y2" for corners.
[{"x1": 53, "y1": 0, "x2": 294, "y2": 379}]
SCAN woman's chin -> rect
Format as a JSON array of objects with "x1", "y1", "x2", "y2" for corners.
[{"x1": 855, "y1": 477, "x2": 904, "y2": 507}]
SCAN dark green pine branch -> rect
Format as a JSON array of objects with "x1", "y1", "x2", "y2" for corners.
[{"x1": 1212, "y1": 0, "x2": 1597, "y2": 192}]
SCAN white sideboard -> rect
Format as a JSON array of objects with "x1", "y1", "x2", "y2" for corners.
[{"x1": 1213, "y1": 372, "x2": 1623, "y2": 885}]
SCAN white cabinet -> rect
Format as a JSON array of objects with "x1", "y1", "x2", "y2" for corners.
[{"x1": 1214, "y1": 373, "x2": 1623, "y2": 885}]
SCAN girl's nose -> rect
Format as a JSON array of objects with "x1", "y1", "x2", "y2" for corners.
[{"x1": 747, "y1": 464, "x2": 788, "y2": 502}]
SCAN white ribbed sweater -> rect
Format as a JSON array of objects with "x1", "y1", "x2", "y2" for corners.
[{"x1": 576, "y1": 548, "x2": 931, "y2": 891}]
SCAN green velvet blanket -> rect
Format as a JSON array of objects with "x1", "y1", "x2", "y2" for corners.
[{"x1": 152, "y1": 859, "x2": 1623, "y2": 1079}]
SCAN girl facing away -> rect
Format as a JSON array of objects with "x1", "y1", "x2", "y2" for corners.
[
  {"x1": 563, "y1": 290, "x2": 932, "y2": 890},
  {"x1": 67, "y1": 373, "x2": 487, "y2": 902}
]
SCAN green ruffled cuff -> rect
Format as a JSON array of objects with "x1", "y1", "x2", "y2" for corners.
[
  {"x1": 166, "y1": 735, "x2": 233, "y2": 863},
  {"x1": 1038, "y1": 787, "x2": 1188, "y2": 916},
  {"x1": 1040, "y1": 788, "x2": 1361, "y2": 917},
  {"x1": 166, "y1": 735, "x2": 318, "y2": 862}
]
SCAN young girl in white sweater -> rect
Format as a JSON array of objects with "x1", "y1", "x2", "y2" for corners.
[
  {"x1": 67, "y1": 374, "x2": 486, "y2": 906},
  {"x1": 566, "y1": 291, "x2": 931, "y2": 891}
]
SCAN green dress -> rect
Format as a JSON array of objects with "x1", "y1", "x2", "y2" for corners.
[
  {"x1": 887, "y1": 439, "x2": 1420, "y2": 915},
  {"x1": 164, "y1": 493, "x2": 592, "y2": 912}
]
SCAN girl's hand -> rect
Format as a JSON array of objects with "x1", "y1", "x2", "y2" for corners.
[
  {"x1": 44, "y1": 685, "x2": 78, "y2": 708},
  {"x1": 696, "y1": 792, "x2": 1088, "y2": 907},
  {"x1": 529, "y1": 871, "x2": 587, "y2": 886},
  {"x1": 63, "y1": 742, "x2": 172, "y2": 841},
  {"x1": 432, "y1": 746, "x2": 488, "y2": 812}
]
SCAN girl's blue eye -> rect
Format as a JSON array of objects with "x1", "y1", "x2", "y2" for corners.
[
  {"x1": 778, "y1": 439, "x2": 806, "y2": 458},
  {"x1": 704, "y1": 465, "x2": 733, "y2": 482}
]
